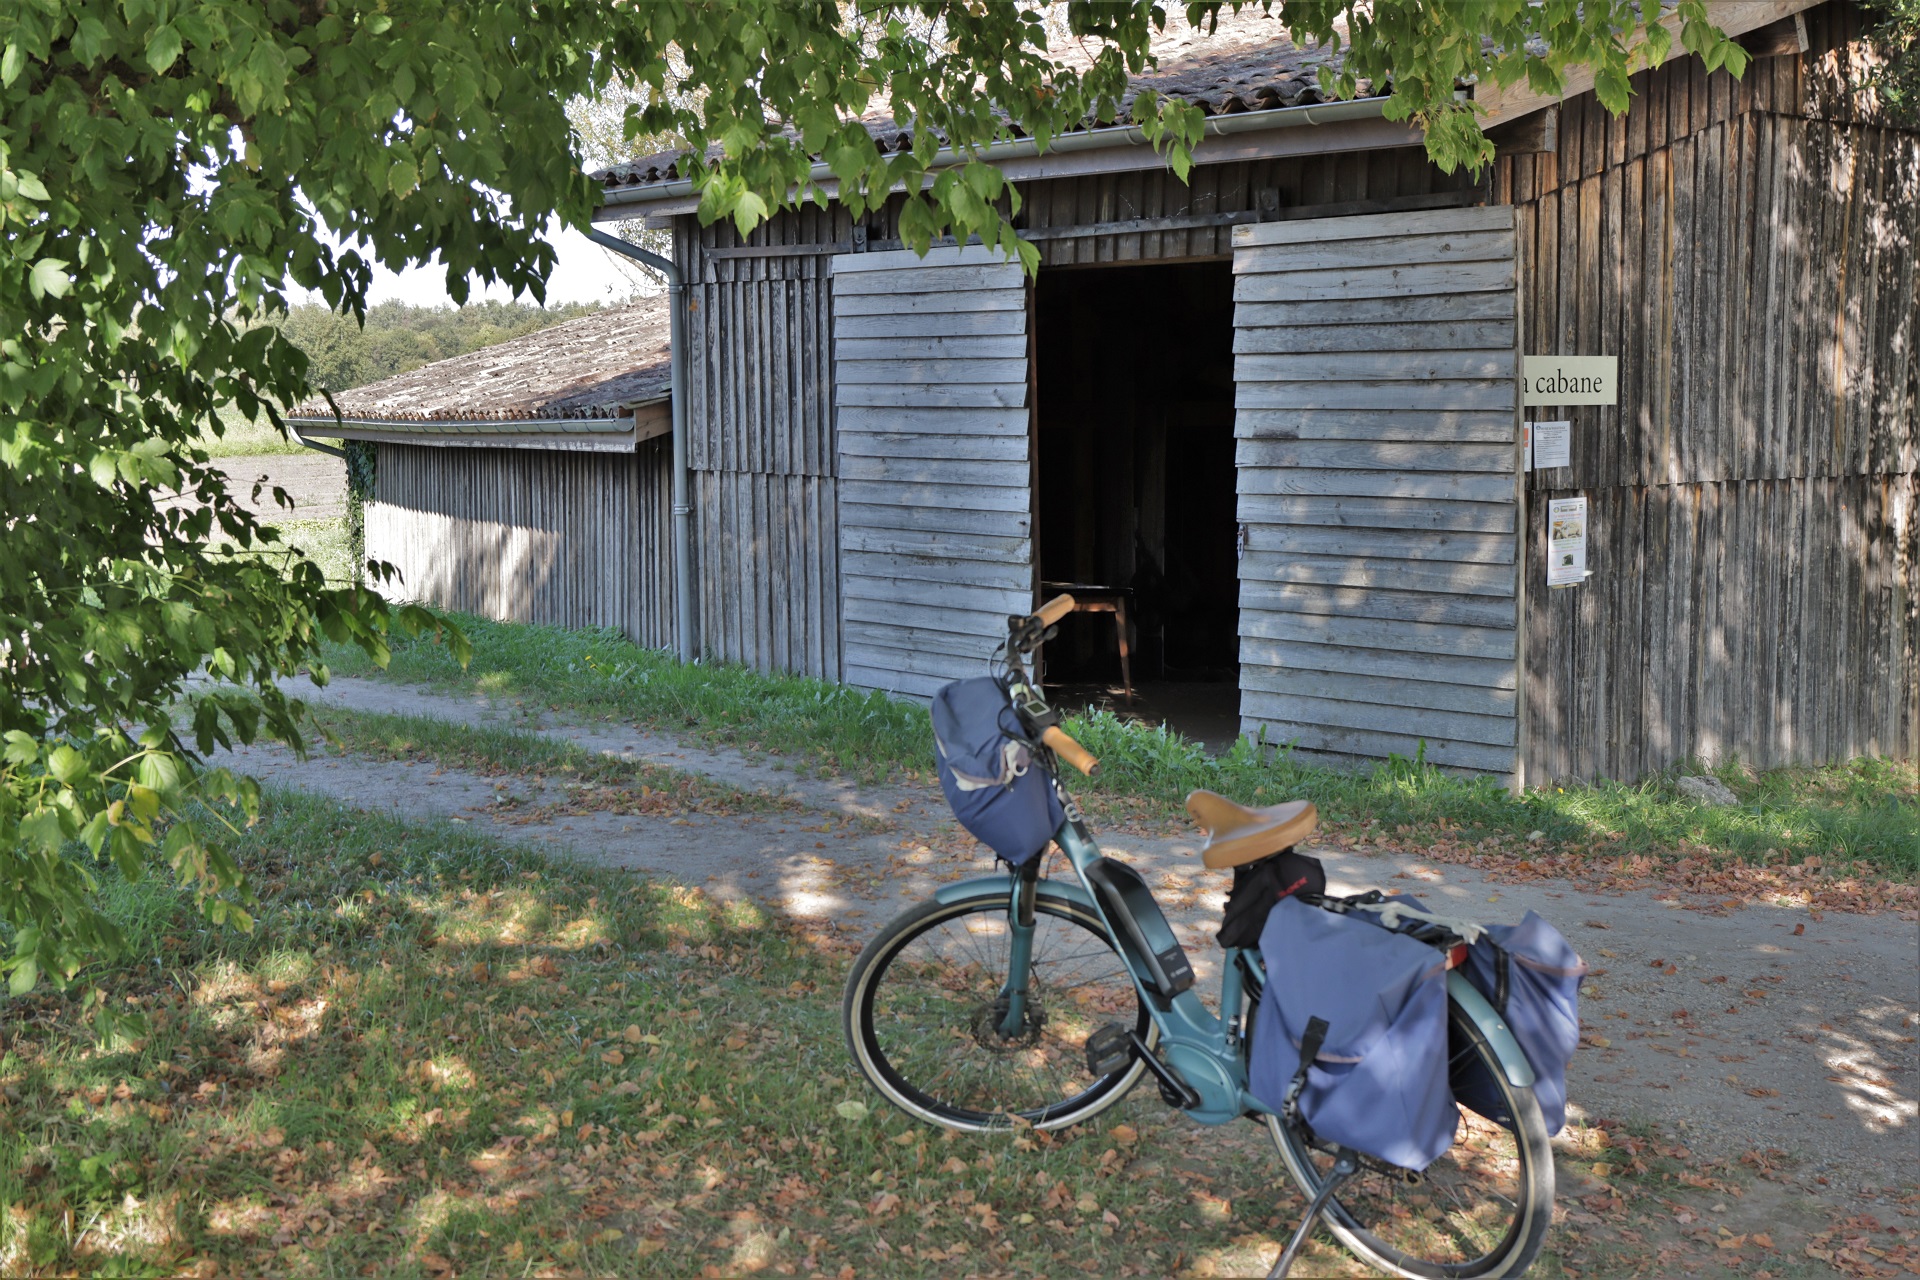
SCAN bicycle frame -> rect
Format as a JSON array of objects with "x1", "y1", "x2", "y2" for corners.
[
  {"x1": 936, "y1": 809, "x2": 1266, "y2": 1126},
  {"x1": 935, "y1": 808, "x2": 1539, "y2": 1128}
]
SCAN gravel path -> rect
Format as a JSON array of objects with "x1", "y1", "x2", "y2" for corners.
[
  {"x1": 221, "y1": 674, "x2": 1918, "y2": 1193},
  {"x1": 163, "y1": 453, "x2": 347, "y2": 522}
]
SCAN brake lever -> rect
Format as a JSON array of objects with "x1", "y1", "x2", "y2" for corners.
[{"x1": 1006, "y1": 614, "x2": 1057, "y2": 654}]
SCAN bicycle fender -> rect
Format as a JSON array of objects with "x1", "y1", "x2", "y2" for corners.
[
  {"x1": 1448, "y1": 970, "x2": 1537, "y2": 1088},
  {"x1": 933, "y1": 876, "x2": 1098, "y2": 915}
]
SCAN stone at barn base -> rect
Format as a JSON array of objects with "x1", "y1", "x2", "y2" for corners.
[{"x1": 1674, "y1": 775, "x2": 1740, "y2": 806}]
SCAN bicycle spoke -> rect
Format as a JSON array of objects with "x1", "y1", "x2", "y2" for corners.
[{"x1": 855, "y1": 895, "x2": 1143, "y2": 1127}]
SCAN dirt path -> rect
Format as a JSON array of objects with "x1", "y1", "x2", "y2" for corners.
[
  {"x1": 162, "y1": 453, "x2": 347, "y2": 521},
  {"x1": 225, "y1": 674, "x2": 1918, "y2": 1202}
]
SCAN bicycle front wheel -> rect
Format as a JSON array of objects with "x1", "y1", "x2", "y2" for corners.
[
  {"x1": 843, "y1": 888, "x2": 1151, "y2": 1132},
  {"x1": 1270, "y1": 998, "x2": 1556, "y2": 1278}
]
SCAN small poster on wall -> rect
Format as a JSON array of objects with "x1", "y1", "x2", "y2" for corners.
[
  {"x1": 1532, "y1": 420, "x2": 1572, "y2": 469},
  {"x1": 1547, "y1": 497, "x2": 1589, "y2": 588}
]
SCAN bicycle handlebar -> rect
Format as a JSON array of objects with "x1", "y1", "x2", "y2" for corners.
[
  {"x1": 1042, "y1": 725, "x2": 1101, "y2": 778},
  {"x1": 1034, "y1": 594, "x2": 1076, "y2": 628}
]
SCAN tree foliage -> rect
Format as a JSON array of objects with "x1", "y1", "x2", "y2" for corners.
[
  {"x1": 1, "y1": 0, "x2": 1745, "y2": 1019},
  {"x1": 1861, "y1": 0, "x2": 1920, "y2": 119}
]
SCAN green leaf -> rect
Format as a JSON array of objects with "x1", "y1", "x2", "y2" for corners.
[
  {"x1": 28, "y1": 258, "x2": 70, "y2": 301},
  {"x1": 8, "y1": 956, "x2": 40, "y2": 998},
  {"x1": 147, "y1": 24, "x2": 184, "y2": 74},
  {"x1": 48, "y1": 745, "x2": 87, "y2": 783},
  {"x1": 2, "y1": 730, "x2": 36, "y2": 766},
  {"x1": 388, "y1": 157, "x2": 420, "y2": 197},
  {"x1": 0, "y1": 44, "x2": 25, "y2": 89}
]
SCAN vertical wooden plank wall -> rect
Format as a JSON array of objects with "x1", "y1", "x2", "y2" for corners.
[
  {"x1": 1231, "y1": 207, "x2": 1523, "y2": 773},
  {"x1": 831, "y1": 246, "x2": 1035, "y2": 699},
  {"x1": 1501, "y1": 11, "x2": 1920, "y2": 780},
  {"x1": 367, "y1": 441, "x2": 675, "y2": 645},
  {"x1": 683, "y1": 207, "x2": 843, "y2": 679}
]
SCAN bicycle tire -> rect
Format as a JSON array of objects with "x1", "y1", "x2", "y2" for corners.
[
  {"x1": 843, "y1": 888, "x2": 1152, "y2": 1132},
  {"x1": 1264, "y1": 996, "x2": 1555, "y2": 1278}
]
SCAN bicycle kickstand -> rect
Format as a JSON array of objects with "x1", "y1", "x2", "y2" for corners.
[{"x1": 1266, "y1": 1149, "x2": 1359, "y2": 1280}]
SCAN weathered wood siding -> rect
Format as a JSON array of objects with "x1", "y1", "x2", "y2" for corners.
[
  {"x1": 830, "y1": 246, "x2": 1034, "y2": 698},
  {"x1": 683, "y1": 208, "x2": 842, "y2": 678},
  {"x1": 1232, "y1": 206, "x2": 1523, "y2": 773},
  {"x1": 1499, "y1": 9, "x2": 1920, "y2": 779},
  {"x1": 368, "y1": 441, "x2": 675, "y2": 646}
]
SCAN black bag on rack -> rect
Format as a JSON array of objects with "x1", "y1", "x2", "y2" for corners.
[{"x1": 1216, "y1": 850, "x2": 1326, "y2": 949}]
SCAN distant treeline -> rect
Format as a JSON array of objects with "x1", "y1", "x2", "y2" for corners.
[{"x1": 280, "y1": 300, "x2": 604, "y2": 393}]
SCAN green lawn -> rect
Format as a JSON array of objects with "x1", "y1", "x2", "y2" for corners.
[
  {"x1": 194, "y1": 405, "x2": 310, "y2": 458},
  {"x1": 0, "y1": 793, "x2": 1362, "y2": 1278},
  {"x1": 317, "y1": 615, "x2": 1919, "y2": 878},
  {"x1": 1, "y1": 790, "x2": 1859, "y2": 1278}
]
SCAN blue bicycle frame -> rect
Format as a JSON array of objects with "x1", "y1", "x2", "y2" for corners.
[{"x1": 936, "y1": 812, "x2": 1537, "y2": 1127}]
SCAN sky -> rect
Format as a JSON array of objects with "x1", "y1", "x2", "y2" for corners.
[{"x1": 290, "y1": 219, "x2": 660, "y2": 309}]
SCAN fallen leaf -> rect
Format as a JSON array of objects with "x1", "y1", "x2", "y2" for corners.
[
  {"x1": 835, "y1": 1100, "x2": 869, "y2": 1122},
  {"x1": 1792, "y1": 923, "x2": 1805, "y2": 936}
]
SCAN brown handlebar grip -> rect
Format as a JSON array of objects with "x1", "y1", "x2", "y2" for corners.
[
  {"x1": 1034, "y1": 594, "x2": 1077, "y2": 628},
  {"x1": 1042, "y1": 725, "x2": 1101, "y2": 778}
]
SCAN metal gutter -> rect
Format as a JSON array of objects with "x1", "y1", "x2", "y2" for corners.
[
  {"x1": 594, "y1": 97, "x2": 1393, "y2": 218},
  {"x1": 583, "y1": 228, "x2": 696, "y2": 664},
  {"x1": 285, "y1": 417, "x2": 347, "y2": 459},
  {"x1": 288, "y1": 413, "x2": 647, "y2": 434}
]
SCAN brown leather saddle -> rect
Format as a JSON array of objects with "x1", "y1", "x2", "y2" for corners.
[{"x1": 1185, "y1": 789, "x2": 1318, "y2": 869}]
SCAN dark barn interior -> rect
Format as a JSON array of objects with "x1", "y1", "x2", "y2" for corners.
[{"x1": 1034, "y1": 261, "x2": 1241, "y2": 742}]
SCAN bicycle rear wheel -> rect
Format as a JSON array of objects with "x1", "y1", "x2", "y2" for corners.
[
  {"x1": 1269, "y1": 998, "x2": 1555, "y2": 1278},
  {"x1": 843, "y1": 887, "x2": 1151, "y2": 1131}
]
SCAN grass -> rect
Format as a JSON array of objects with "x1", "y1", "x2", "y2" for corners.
[
  {"x1": 319, "y1": 615, "x2": 929, "y2": 785},
  {"x1": 194, "y1": 405, "x2": 309, "y2": 459},
  {"x1": 254, "y1": 516, "x2": 353, "y2": 585},
  {"x1": 301, "y1": 704, "x2": 797, "y2": 819},
  {"x1": 0, "y1": 792, "x2": 1389, "y2": 1278},
  {"x1": 319, "y1": 615, "x2": 1919, "y2": 878}
]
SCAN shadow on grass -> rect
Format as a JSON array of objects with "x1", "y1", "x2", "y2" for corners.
[{"x1": 0, "y1": 792, "x2": 1346, "y2": 1278}]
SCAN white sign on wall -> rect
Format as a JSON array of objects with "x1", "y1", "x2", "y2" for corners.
[
  {"x1": 1546, "y1": 496, "x2": 1589, "y2": 588},
  {"x1": 1532, "y1": 420, "x2": 1572, "y2": 469},
  {"x1": 1524, "y1": 356, "x2": 1618, "y2": 406}
]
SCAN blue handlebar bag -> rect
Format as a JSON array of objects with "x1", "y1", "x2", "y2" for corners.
[
  {"x1": 1249, "y1": 896, "x2": 1457, "y2": 1171},
  {"x1": 1451, "y1": 912, "x2": 1587, "y2": 1135},
  {"x1": 931, "y1": 677, "x2": 1065, "y2": 868}
]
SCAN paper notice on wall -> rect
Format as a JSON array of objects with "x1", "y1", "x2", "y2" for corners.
[
  {"x1": 1522, "y1": 422, "x2": 1531, "y2": 471},
  {"x1": 1532, "y1": 420, "x2": 1571, "y2": 469},
  {"x1": 1547, "y1": 496, "x2": 1589, "y2": 588}
]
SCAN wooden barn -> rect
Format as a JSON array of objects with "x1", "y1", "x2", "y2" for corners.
[
  {"x1": 290, "y1": 300, "x2": 679, "y2": 643},
  {"x1": 302, "y1": 0, "x2": 1918, "y2": 785}
]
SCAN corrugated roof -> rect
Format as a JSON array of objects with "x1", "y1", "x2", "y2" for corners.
[
  {"x1": 289, "y1": 297, "x2": 671, "y2": 424},
  {"x1": 598, "y1": 10, "x2": 1369, "y2": 191}
]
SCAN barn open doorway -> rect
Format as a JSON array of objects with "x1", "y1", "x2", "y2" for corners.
[{"x1": 1034, "y1": 260, "x2": 1240, "y2": 750}]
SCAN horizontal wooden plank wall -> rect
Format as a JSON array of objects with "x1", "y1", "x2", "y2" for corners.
[
  {"x1": 683, "y1": 203, "x2": 843, "y2": 679},
  {"x1": 1499, "y1": 7, "x2": 1920, "y2": 780},
  {"x1": 1232, "y1": 206, "x2": 1522, "y2": 773},
  {"x1": 831, "y1": 246, "x2": 1034, "y2": 699},
  {"x1": 367, "y1": 442, "x2": 674, "y2": 646},
  {"x1": 1018, "y1": 146, "x2": 1478, "y2": 266}
]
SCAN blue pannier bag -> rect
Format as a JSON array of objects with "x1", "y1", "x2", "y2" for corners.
[
  {"x1": 1249, "y1": 896, "x2": 1458, "y2": 1171},
  {"x1": 931, "y1": 677, "x2": 1065, "y2": 868},
  {"x1": 1452, "y1": 912, "x2": 1586, "y2": 1135}
]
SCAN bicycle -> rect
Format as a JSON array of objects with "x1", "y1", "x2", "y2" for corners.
[{"x1": 841, "y1": 595, "x2": 1556, "y2": 1278}]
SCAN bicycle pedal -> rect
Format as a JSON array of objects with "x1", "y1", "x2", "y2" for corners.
[{"x1": 1085, "y1": 1023, "x2": 1134, "y2": 1077}]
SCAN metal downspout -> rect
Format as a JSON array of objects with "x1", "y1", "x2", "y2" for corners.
[
  {"x1": 285, "y1": 418, "x2": 348, "y2": 459},
  {"x1": 586, "y1": 227, "x2": 696, "y2": 663}
]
